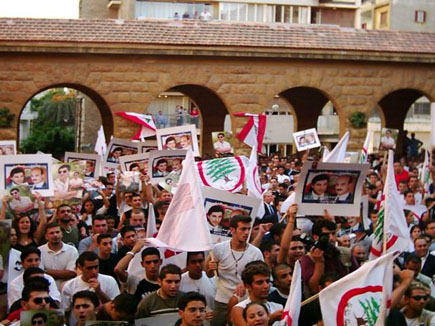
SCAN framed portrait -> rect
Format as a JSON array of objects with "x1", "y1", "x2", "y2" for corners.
[
  {"x1": 292, "y1": 128, "x2": 321, "y2": 152},
  {"x1": 87, "y1": 322, "x2": 130, "y2": 326},
  {"x1": 103, "y1": 138, "x2": 139, "y2": 169},
  {"x1": 136, "y1": 140, "x2": 158, "y2": 153},
  {"x1": 156, "y1": 125, "x2": 200, "y2": 157},
  {"x1": 149, "y1": 150, "x2": 186, "y2": 184},
  {"x1": 378, "y1": 128, "x2": 399, "y2": 151},
  {"x1": 295, "y1": 162, "x2": 369, "y2": 216},
  {"x1": 212, "y1": 131, "x2": 234, "y2": 154},
  {"x1": 64, "y1": 152, "x2": 102, "y2": 179},
  {"x1": 119, "y1": 171, "x2": 141, "y2": 193},
  {"x1": 119, "y1": 153, "x2": 149, "y2": 175},
  {"x1": 135, "y1": 313, "x2": 179, "y2": 326},
  {"x1": 0, "y1": 140, "x2": 16, "y2": 156},
  {"x1": 7, "y1": 185, "x2": 36, "y2": 215},
  {"x1": 20, "y1": 310, "x2": 65, "y2": 326},
  {"x1": 52, "y1": 161, "x2": 86, "y2": 201},
  {"x1": 202, "y1": 186, "x2": 261, "y2": 244},
  {"x1": 0, "y1": 154, "x2": 53, "y2": 197}
]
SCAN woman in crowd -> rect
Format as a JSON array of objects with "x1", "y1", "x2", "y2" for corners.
[{"x1": 243, "y1": 303, "x2": 270, "y2": 326}]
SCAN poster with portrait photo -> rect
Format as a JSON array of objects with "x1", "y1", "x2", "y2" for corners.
[
  {"x1": 0, "y1": 154, "x2": 53, "y2": 197},
  {"x1": 7, "y1": 185, "x2": 36, "y2": 215},
  {"x1": 119, "y1": 153, "x2": 150, "y2": 175},
  {"x1": 295, "y1": 162, "x2": 369, "y2": 216},
  {"x1": 378, "y1": 128, "x2": 399, "y2": 151},
  {"x1": 64, "y1": 152, "x2": 102, "y2": 179},
  {"x1": 21, "y1": 310, "x2": 65, "y2": 326},
  {"x1": 156, "y1": 125, "x2": 200, "y2": 157},
  {"x1": 0, "y1": 140, "x2": 16, "y2": 156},
  {"x1": 137, "y1": 140, "x2": 158, "y2": 153},
  {"x1": 149, "y1": 150, "x2": 186, "y2": 184},
  {"x1": 52, "y1": 161, "x2": 86, "y2": 201},
  {"x1": 292, "y1": 128, "x2": 321, "y2": 152},
  {"x1": 202, "y1": 186, "x2": 261, "y2": 244},
  {"x1": 103, "y1": 138, "x2": 139, "y2": 169},
  {"x1": 212, "y1": 131, "x2": 234, "y2": 155}
]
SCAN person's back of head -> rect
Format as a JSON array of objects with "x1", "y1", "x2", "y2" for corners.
[{"x1": 111, "y1": 293, "x2": 139, "y2": 320}]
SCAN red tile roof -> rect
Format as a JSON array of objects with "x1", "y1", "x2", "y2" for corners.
[{"x1": 0, "y1": 18, "x2": 434, "y2": 54}]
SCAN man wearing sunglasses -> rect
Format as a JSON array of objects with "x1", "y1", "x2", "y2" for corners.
[{"x1": 401, "y1": 282, "x2": 435, "y2": 325}]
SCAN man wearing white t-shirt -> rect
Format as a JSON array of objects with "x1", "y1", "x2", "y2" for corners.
[
  {"x1": 61, "y1": 251, "x2": 120, "y2": 311},
  {"x1": 231, "y1": 262, "x2": 283, "y2": 326},
  {"x1": 180, "y1": 252, "x2": 217, "y2": 309},
  {"x1": 206, "y1": 215, "x2": 263, "y2": 326}
]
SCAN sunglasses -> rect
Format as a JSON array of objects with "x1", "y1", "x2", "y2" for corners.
[
  {"x1": 412, "y1": 295, "x2": 428, "y2": 301},
  {"x1": 32, "y1": 296, "x2": 50, "y2": 304}
]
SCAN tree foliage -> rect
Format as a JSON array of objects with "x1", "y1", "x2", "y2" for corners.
[{"x1": 21, "y1": 89, "x2": 77, "y2": 158}]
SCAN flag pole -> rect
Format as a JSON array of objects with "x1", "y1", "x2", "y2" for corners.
[
  {"x1": 209, "y1": 251, "x2": 219, "y2": 280},
  {"x1": 301, "y1": 293, "x2": 319, "y2": 306},
  {"x1": 382, "y1": 150, "x2": 389, "y2": 256}
]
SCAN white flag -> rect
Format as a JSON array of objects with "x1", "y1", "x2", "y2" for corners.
[
  {"x1": 146, "y1": 203, "x2": 158, "y2": 238},
  {"x1": 359, "y1": 131, "x2": 372, "y2": 164},
  {"x1": 94, "y1": 125, "x2": 107, "y2": 156},
  {"x1": 431, "y1": 103, "x2": 435, "y2": 148},
  {"x1": 246, "y1": 146, "x2": 265, "y2": 218},
  {"x1": 234, "y1": 113, "x2": 267, "y2": 153},
  {"x1": 280, "y1": 261, "x2": 302, "y2": 326},
  {"x1": 322, "y1": 147, "x2": 330, "y2": 161},
  {"x1": 319, "y1": 251, "x2": 398, "y2": 326},
  {"x1": 421, "y1": 148, "x2": 431, "y2": 194},
  {"x1": 157, "y1": 150, "x2": 213, "y2": 251},
  {"x1": 323, "y1": 131, "x2": 350, "y2": 163},
  {"x1": 370, "y1": 150, "x2": 410, "y2": 260}
]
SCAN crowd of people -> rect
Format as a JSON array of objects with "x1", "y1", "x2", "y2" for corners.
[{"x1": 0, "y1": 134, "x2": 434, "y2": 326}]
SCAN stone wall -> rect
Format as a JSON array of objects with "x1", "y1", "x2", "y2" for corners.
[{"x1": 0, "y1": 52, "x2": 433, "y2": 155}]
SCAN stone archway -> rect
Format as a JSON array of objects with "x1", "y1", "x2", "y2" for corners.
[
  {"x1": 378, "y1": 88, "x2": 435, "y2": 155},
  {"x1": 165, "y1": 84, "x2": 229, "y2": 155},
  {"x1": 18, "y1": 83, "x2": 114, "y2": 151}
]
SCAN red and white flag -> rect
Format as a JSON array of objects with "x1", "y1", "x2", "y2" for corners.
[
  {"x1": 115, "y1": 112, "x2": 157, "y2": 140},
  {"x1": 157, "y1": 150, "x2": 213, "y2": 251},
  {"x1": 359, "y1": 131, "x2": 372, "y2": 164},
  {"x1": 280, "y1": 261, "x2": 302, "y2": 326},
  {"x1": 369, "y1": 150, "x2": 410, "y2": 260},
  {"x1": 323, "y1": 131, "x2": 350, "y2": 163},
  {"x1": 94, "y1": 125, "x2": 107, "y2": 156},
  {"x1": 146, "y1": 203, "x2": 158, "y2": 239},
  {"x1": 234, "y1": 112, "x2": 266, "y2": 153},
  {"x1": 246, "y1": 145, "x2": 265, "y2": 217},
  {"x1": 319, "y1": 251, "x2": 398, "y2": 326}
]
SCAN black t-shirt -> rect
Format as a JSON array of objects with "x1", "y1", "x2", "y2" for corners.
[
  {"x1": 299, "y1": 299, "x2": 322, "y2": 326},
  {"x1": 118, "y1": 245, "x2": 133, "y2": 260},
  {"x1": 134, "y1": 278, "x2": 160, "y2": 302},
  {"x1": 268, "y1": 289, "x2": 287, "y2": 306},
  {"x1": 99, "y1": 254, "x2": 120, "y2": 284}
]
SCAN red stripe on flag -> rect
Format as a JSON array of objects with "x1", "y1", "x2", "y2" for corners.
[
  {"x1": 116, "y1": 112, "x2": 156, "y2": 130},
  {"x1": 370, "y1": 235, "x2": 398, "y2": 257},
  {"x1": 236, "y1": 116, "x2": 254, "y2": 142}
]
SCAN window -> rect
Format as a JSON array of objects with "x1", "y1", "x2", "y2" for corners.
[
  {"x1": 415, "y1": 10, "x2": 426, "y2": 23},
  {"x1": 413, "y1": 102, "x2": 430, "y2": 116},
  {"x1": 380, "y1": 11, "x2": 387, "y2": 27}
]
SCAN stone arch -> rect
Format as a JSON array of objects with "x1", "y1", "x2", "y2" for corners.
[
  {"x1": 18, "y1": 83, "x2": 114, "y2": 147},
  {"x1": 378, "y1": 88, "x2": 434, "y2": 155},
  {"x1": 278, "y1": 86, "x2": 343, "y2": 134},
  {"x1": 164, "y1": 84, "x2": 230, "y2": 155}
]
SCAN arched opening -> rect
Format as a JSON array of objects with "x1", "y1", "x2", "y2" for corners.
[
  {"x1": 378, "y1": 88, "x2": 434, "y2": 156},
  {"x1": 279, "y1": 87, "x2": 341, "y2": 151},
  {"x1": 145, "y1": 84, "x2": 229, "y2": 156},
  {"x1": 18, "y1": 84, "x2": 112, "y2": 158}
]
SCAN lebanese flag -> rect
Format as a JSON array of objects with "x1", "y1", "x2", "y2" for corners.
[
  {"x1": 196, "y1": 156, "x2": 249, "y2": 193},
  {"x1": 115, "y1": 112, "x2": 157, "y2": 140},
  {"x1": 319, "y1": 251, "x2": 398, "y2": 326},
  {"x1": 369, "y1": 150, "x2": 410, "y2": 260},
  {"x1": 421, "y1": 148, "x2": 431, "y2": 194},
  {"x1": 234, "y1": 112, "x2": 266, "y2": 153},
  {"x1": 157, "y1": 150, "x2": 213, "y2": 251},
  {"x1": 280, "y1": 261, "x2": 302, "y2": 326},
  {"x1": 359, "y1": 131, "x2": 372, "y2": 164},
  {"x1": 246, "y1": 145, "x2": 265, "y2": 217},
  {"x1": 94, "y1": 125, "x2": 107, "y2": 156},
  {"x1": 323, "y1": 131, "x2": 350, "y2": 163}
]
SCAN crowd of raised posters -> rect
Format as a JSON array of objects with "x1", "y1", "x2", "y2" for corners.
[{"x1": 0, "y1": 121, "x2": 434, "y2": 326}]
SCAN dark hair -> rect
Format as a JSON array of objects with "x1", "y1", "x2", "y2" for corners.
[
  {"x1": 241, "y1": 262, "x2": 270, "y2": 285},
  {"x1": 207, "y1": 205, "x2": 224, "y2": 216},
  {"x1": 165, "y1": 137, "x2": 176, "y2": 144},
  {"x1": 22, "y1": 281, "x2": 49, "y2": 302},
  {"x1": 32, "y1": 313, "x2": 47, "y2": 323},
  {"x1": 80, "y1": 199, "x2": 96, "y2": 215},
  {"x1": 217, "y1": 133, "x2": 225, "y2": 138},
  {"x1": 186, "y1": 251, "x2": 205, "y2": 264},
  {"x1": 311, "y1": 174, "x2": 329, "y2": 185},
  {"x1": 10, "y1": 187, "x2": 20, "y2": 194},
  {"x1": 92, "y1": 215, "x2": 107, "y2": 225},
  {"x1": 243, "y1": 302, "x2": 269, "y2": 321},
  {"x1": 178, "y1": 291, "x2": 206, "y2": 311},
  {"x1": 112, "y1": 147, "x2": 122, "y2": 153},
  {"x1": 9, "y1": 167, "x2": 25, "y2": 178},
  {"x1": 120, "y1": 226, "x2": 136, "y2": 238},
  {"x1": 312, "y1": 220, "x2": 337, "y2": 237},
  {"x1": 425, "y1": 219, "x2": 435, "y2": 230},
  {"x1": 72, "y1": 290, "x2": 100, "y2": 308},
  {"x1": 129, "y1": 163, "x2": 140, "y2": 171},
  {"x1": 44, "y1": 222, "x2": 61, "y2": 234},
  {"x1": 112, "y1": 293, "x2": 139, "y2": 316},
  {"x1": 405, "y1": 282, "x2": 426, "y2": 297},
  {"x1": 260, "y1": 240, "x2": 279, "y2": 255},
  {"x1": 13, "y1": 215, "x2": 37, "y2": 240},
  {"x1": 58, "y1": 164, "x2": 71, "y2": 172},
  {"x1": 23, "y1": 267, "x2": 45, "y2": 283},
  {"x1": 272, "y1": 263, "x2": 291, "y2": 281},
  {"x1": 404, "y1": 190, "x2": 414, "y2": 198},
  {"x1": 141, "y1": 247, "x2": 161, "y2": 260},
  {"x1": 405, "y1": 253, "x2": 421, "y2": 264},
  {"x1": 97, "y1": 233, "x2": 112, "y2": 244},
  {"x1": 77, "y1": 251, "x2": 99, "y2": 267},
  {"x1": 269, "y1": 223, "x2": 286, "y2": 239},
  {"x1": 230, "y1": 215, "x2": 252, "y2": 229},
  {"x1": 20, "y1": 247, "x2": 41, "y2": 262},
  {"x1": 319, "y1": 272, "x2": 339, "y2": 288},
  {"x1": 156, "y1": 159, "x2": 168, "y2": 166},
  {"x1": 56, "y1": 203, "x2": 71, "y2": 212},
  {"x1": 159, "y1": 264, "x2": 182, "y2": 280}
]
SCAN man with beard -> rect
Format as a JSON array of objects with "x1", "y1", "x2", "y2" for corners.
[
  {"x1": 55, "y1": 204, "x2": 80, "y2": 247},
  {"x1": 268, "y1": 264, "x2": 292, "y2": 306}
]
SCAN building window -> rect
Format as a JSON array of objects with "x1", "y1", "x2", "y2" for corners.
[
  {"x1": 415, "y1": 10, "x2": 426, "y2": 23},
  {"x1": 413, "y1": 102, "x2": 430, "y2": 116},
  {"x1": 380, "y1": 11, "x2": 388, "y2": 27}
]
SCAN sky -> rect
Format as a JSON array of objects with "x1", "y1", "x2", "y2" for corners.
[{"x1": 0, "y1": 0, "x2": 80, "y2": 19}]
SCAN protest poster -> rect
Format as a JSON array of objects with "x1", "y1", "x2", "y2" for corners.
[
  {"x1": 21, "y1": 310, "x2": 65, "y2": 326},
  {"x1": 134, "y1": 313, "x2": 179, "y2": 326},
  {"x1": 148, "y1": 150, "x2": 186, "y2": 184},
  {"x1": 104, "y1": 138, "x2": 139, "y2": 169},
  {"x1": 0, "y1": 140, "x2": 16, "y2": 155},
  {"x1": 52, "y1": 161, "x2": 86, "y2": 202},
  {"x1": 156, "y1": 125, "x2": 199, "y2": 157},
  {"x1": 292, "y1": 128, "x2": 320, "y2": 152},
  {"x1": 379, "y1": 128, "x2": 399, "y2": 151},
  {"x1": 64, "y1": 152, "x2": 102, "y2": 179},
  {"x1": 212, "y1": 131, "x2": 234, "y2": 155},
  {"x1": 119, "y1": 153, "x2": 149, "y2": 175}
]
